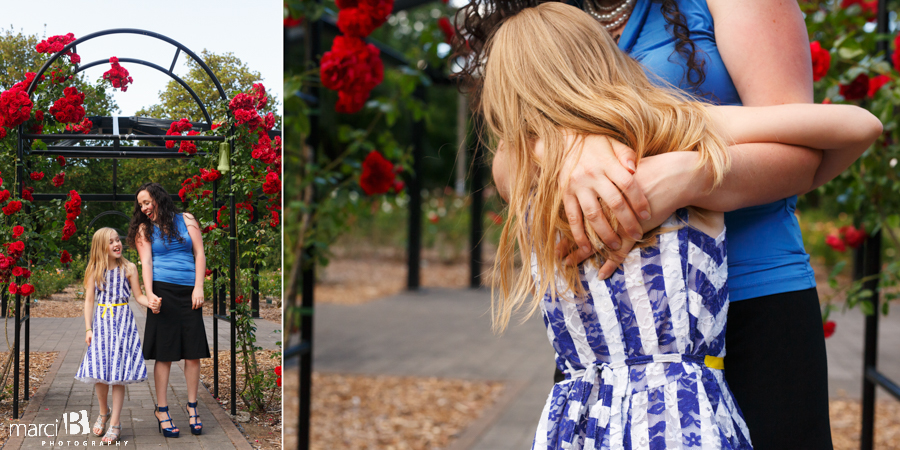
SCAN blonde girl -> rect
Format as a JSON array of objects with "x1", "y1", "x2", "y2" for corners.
[
  {"x1": 75, "y1": 227, "x2": 157, "y2": 443},
  {"x1": 483, "y1": 3, "x2": 881, "y2": 448}
]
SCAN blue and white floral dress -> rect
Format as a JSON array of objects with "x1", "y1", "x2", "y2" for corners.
[
  {"x1": 75, "y1": 266, "x2": 147, "y2": 385},
  {"x1": 533, "y1": 209, "x2": 752, "y2": 449}
]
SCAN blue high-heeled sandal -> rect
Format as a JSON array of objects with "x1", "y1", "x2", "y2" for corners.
[
  {"x1": 186, "y1": 401, "x2": 202, "y2": 435},
  {"x1": 154, "y1": 404, "x2": 180, "y2": 438}
]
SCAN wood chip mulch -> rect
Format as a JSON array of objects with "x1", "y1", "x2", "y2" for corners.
[
  {"x1": 314, "y1": 258, "x2": 473, "y2": 305},
  {"x1": 0, "y1": 351, "x2": 58, "y2": 446},
  {"x1": 282, "y1": 370, "x2": 506, "y2": 450},
  {"x1": 31, "y1": 284, "x2": 282, "y2": 323},
  {"x1": 200, "y1": 350, "x2": 282, "y2": 450},
  {"x1": 830, "y1": 397, "x2": 900, "y2": 449}
]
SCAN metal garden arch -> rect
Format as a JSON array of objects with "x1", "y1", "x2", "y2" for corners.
[{"x1": 10, "y1": 28, "x2": 243, "y2": 419}]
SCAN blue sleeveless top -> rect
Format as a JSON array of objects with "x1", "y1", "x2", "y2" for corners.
[
  {"x1": 605, "y1": 0, "x2": 815, "y2": 301},
  {"x1": 151, "y1": 213, "x2": 196, "y2": 286}
]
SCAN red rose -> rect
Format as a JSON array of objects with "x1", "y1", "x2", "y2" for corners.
[
  {"x1": 35, "y1": 110, "x2": 44, "y2": 121},
  {"x1": 62, "y1": 220, "x2": 77, "y2": 241},
  {"x1": 60, "y1": 250, "x2": 72, "y2": 264},
  {"x1": 276, "y1": 376, "x2": 282, "y2": 387},
  {"x1": 236, "y1": 295, "x2": 244, "y2": 304},
  {"x1": 336, "y1": 0, "x2": 393, "y2": 38},
  {"x1": 893, "y1": 33, "x2": 900, "y2": 71},
  {"x1": 205, "y1": 269, "x2": 213, "y2": 277},
  {"x1": 438, "y1": 17, "x2": 455, "y2": 44},
  {"x1": 359, "y1": 150, "x2": 395, "y2": 195},
  {"x1": 6, "y1": 241, "x2": 24, "y2": 259},
  {"x1": 11, "y1": 267, "x2": 23, "y2": 277},
  {"x1": 335, "y1": 89, "x2": 371, "y2": 114},
  {"x1": 19, "y1": 284, "x2": 33, "y2": 297},
  {"x1": 274, "y1": 366, "x2": 282, "y2": 376},
  {"x1": 839, "y1": 225, "x2": 867, "y2": 249},
  {"x1": 200, "y1": 168, "x2": 222, "y2": 182},
  {"x1": 64, "y1": 117, "x2": 92, "y2": 134},
  {"x1": 2, "y1": 201, "x2": 22, "y2": 216},
  {"x1": 867, "y1": 75, "x2": 890, "y2": 98},
  {"x1": 823, "y1": 320, "x2": 836, "y2": 338},
  {"x1": 0, "y1": 86, "x2": 33, "y2": 128},
  {"x1": 840, "y1": 73, "x2": 870, "y2": 101},
  {"x1": 0, "y1": 128, "x2": 6, "y2": 139},
  {"x1": 391, "y1": 179, "x2": 405, "y2": 194},
  {"x1": 0, "y1": 190, "x2": 10, "y2": 203},
  {"x1": 320, "y1": 36, "x2": 383, "y2": 93},
  {"x1": 57, "y1": 155, "x2": 66, "y2": 167},
  {"x1": 810, "y1": 41, "x2": 830, "y2": 82},
  {"x1": 825, "y1": 234, "x2": 846, "y2": 252},
  {"x1": 263, "y1": 172, "x2": 281, "y2": 195},
  {"x1": 21, "y1": 188, "x2": 32, "y2": 202},
  {"x1": 8, "y1": 283, "x2": 16, "y2": 294},
  {"x1": 49, "y1": 86, "x2": 86, "y2": 124},
  {"x1": 52, "y1": 172, "x2": 65, "y2": 187},
  {"x1": 103, "y1": 57, "x2": 134, "y2": 92},
  {"x1": 12, "y1": 226, "x2": 23, "y2": 238},
  {"x1": 269, "y1": 210, "x2": 280, "y2": 228}
]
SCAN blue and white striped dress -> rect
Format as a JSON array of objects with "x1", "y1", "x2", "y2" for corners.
[
  {"x1": 75, "y1": 266, "x2": 147, "y2": 385},
  {"x1": 533, "y1": 209, "x2": 752, "y2": 449}
]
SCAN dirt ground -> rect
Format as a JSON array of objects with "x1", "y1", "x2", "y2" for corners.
[
  {"x1": 299, "y1": 255, "x2": 900, "y2": 449},
  {"x1": 0, "y1": 352, "x2": 58, "y2": 446}
]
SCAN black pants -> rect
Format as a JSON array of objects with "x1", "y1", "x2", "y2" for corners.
[
  {"x1": 551, "y1": 287, "x2": 833, "y2": 449},
  {"x1": 725, "y1": 288, "x2": 833, "y2": 449}
]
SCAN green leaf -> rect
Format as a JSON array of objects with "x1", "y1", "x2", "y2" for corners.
[{"x1": 860, "y1": 299, "x2": 875, "y2": 315}]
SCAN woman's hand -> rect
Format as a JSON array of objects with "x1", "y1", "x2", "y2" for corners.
[
  {"x1": 555, "y1": 134, "x2": 651, "y2": 261},
  {"x1": 192, "y1": 287, "x2": 204, "y2": 310},
  {"x1": 148, "y1": 293, "x2": 161, "y2": 314},
  {"x1": 85, "y1": 330, "x2": 92, "y2": 345}
]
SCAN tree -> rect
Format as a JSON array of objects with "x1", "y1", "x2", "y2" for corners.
[{"x1": 136, "y1": 49, "x2": 281, "y2": 125}]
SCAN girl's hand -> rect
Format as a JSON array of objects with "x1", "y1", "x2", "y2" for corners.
[
  {"x1": 192, "y1": 287, "x2": 204, "y2": 310},
  {"x1": 554, "y1": 134, "x2": 650, "y2": 259},
  {"x1": 85, "y1": 330, "x2": 92, "y2": 345},
  {"x1": 148, "y1": 293, "x2": 161, "y2": 314}
]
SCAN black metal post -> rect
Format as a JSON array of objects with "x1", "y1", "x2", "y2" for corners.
[
  {"x1": 13, "y1": 123, "x2": 23, "y2": 419},
  {"x1": 212, "y1": 179, "x2": 219, "y2": 399},
  {"x1": 406, "y1": 86, "x2": 425, "y2": 290},
  {"x1": 860, "y1": 3, "x2": 889, "y2": 447},
  {"x1": 298, "y1": 12, "x2": 322, "y2": 449},
  {"x1": 1, "y1": 291, "x2": 7, "y2": 318},
  {"x1": 469, "y1": 114, "x2": 486, "y2": 288},
  {"x1": 860, "y1": 231, "x2": 882, "y2": 450}
]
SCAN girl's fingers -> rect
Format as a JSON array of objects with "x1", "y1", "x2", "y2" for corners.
[
  {"x1": 594, "y1": 176, "x2": 642, "y2": 241},
  {"x1": 598, "y1": 254, "x2": 625, "y2": 279},
  {"x1": 564, "y1": 244, "x2": 596, "y2": 266},
  {"x1": 576, "y1": 188, "x2": 619, "y2": 249},
  {"x1": 605, "y1": 158, "x2": 651, "y2": 225},
  {"x1": 562, "y1": 195, "x2": 590, "y2": 252}
]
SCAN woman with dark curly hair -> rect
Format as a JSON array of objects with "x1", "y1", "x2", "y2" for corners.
[
  {"x1": 456, "y1": 0, "x2": 832, "y2": 448},
  {"x1": 127, "y1": 182, "x2": 209, "y2": 438}
]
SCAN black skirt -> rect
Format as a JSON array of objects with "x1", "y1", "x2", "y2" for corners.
[{"x1": 143, "y1": 280, "x2": 211, "y2": 361}]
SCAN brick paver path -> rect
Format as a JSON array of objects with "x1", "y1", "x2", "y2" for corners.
[
  {"x1": 309, "y1": 287, "x2": 900, "y2": 450},
  {"x1": 4, "y1": 297, "x2": 281, "y2": 450}
]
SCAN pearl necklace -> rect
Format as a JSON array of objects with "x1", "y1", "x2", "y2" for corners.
[{"x1": 582, "y1": 0, "x2": 635, "y2": 31}]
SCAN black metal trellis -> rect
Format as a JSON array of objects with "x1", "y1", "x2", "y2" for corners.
[
  {"x1": 859, "y1": 3, "x2": 899, "y2": 447},
  {"x1": 10, "y1": 28, "x2": 244, "y2": 419}
]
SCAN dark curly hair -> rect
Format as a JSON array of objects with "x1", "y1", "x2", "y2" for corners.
[
  {"x1": 126, "y1": 182, "x2": 185, "y2": 248},
  {"x1": 452, "y1": 0, "x2": 707, "y2": 110}
]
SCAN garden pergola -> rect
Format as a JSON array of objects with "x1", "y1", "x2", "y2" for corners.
[{"x1": 9, "y1": 28, "x2": 250, "y2": 419}]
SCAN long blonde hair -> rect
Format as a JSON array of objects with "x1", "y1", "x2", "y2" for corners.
[
  {"x1": 482, "y1": 3, "x2": 731, "y2": 332},
  {"x1": 84, "y1": 227, "x2": 131, "y2": 292}
]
